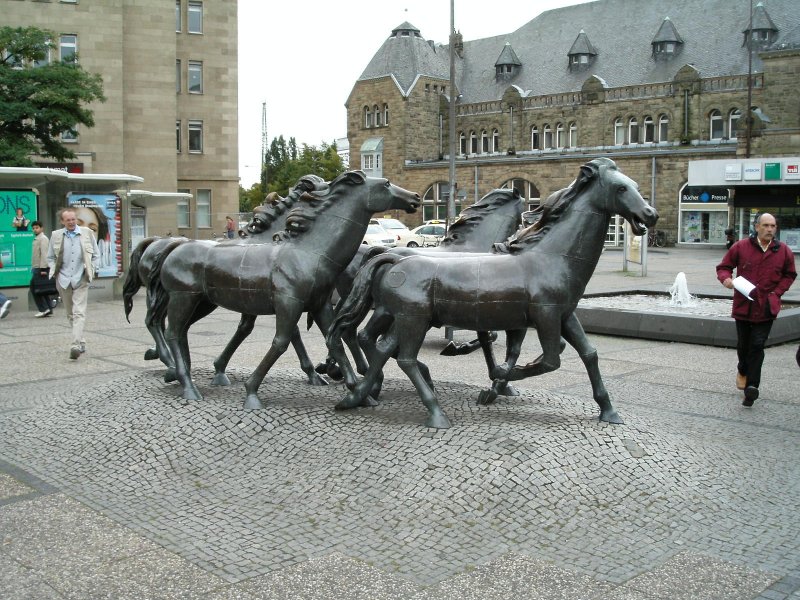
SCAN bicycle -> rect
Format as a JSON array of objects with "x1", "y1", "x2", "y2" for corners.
[{"x1": 647, "y1": 228, "x2": 666, "y2": 248}]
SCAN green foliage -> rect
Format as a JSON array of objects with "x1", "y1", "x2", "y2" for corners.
[
  {"x1": 238, "y1": 182, "x2": 263, "y2": 213},
  {"x1": 263, "y1": 135, "x2": 345, "y2": 197},
  {"x1": 0, "y1": 26, "x2": 106, "y2": 166}
]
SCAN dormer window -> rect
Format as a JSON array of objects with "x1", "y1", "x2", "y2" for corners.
[
  {"x1": 494, "y1": 42, "x2": 521, "y2": 80},
  {"x1": 567, "y1": 30, "x2": 597, "y2": 71},
  {"x1": 652, "y1": 17, "x2": 683, "y2": 60},
  {"x1": 743, "y1": 2, "x2": 778, "y2": 48}
]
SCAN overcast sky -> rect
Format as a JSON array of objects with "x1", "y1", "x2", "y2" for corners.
[{"x1": 237, "y1": 0, "x2": 593, "y2": 188}]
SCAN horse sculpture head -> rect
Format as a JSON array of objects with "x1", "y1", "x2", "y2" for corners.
[{"x1": 440, "y1": 188, "x2": 522, "y2": 248}]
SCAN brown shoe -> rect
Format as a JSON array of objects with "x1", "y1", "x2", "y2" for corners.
[{"x1": 736, "y1": 372, "x2": 746, "y2": 390}]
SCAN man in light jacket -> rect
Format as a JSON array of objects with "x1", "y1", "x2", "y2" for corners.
[{"x1": 47, "y1": 208, "x2": 100, "y2": 359}]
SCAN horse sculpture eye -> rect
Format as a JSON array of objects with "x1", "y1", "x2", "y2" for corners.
[{"x1": 618, "y1": 186, "x2": 627, "y2": 195}]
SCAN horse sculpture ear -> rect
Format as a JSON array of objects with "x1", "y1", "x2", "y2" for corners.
[{"x1": 580, "y1": 163, "x2": 598, "y2": 182}]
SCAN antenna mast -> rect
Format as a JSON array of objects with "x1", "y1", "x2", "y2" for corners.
[{"x1": 261, "y1": 101, "x2": 268, "y2": 192}]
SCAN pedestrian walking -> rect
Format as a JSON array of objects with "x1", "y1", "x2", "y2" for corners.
[
  {"x1": 30, "y1": 221, "x2": 55, "y2": 317},
  {"x1": 0, "y1": 256, "x2": 9, "y2": 319},
  {"x1": 47, "y1": 208, "x2": 100, "y2": 359},
  {"x1": 716, "y1": 213, "x2": 796, "y2": 406},
  {"x1": 225, "y1": 216, "x2": 236, "y2": 239}
]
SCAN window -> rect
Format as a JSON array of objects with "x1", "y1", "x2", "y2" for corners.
[
  {"x1": 175, "y1": 0, "x2": 181, "y2": 32},
  {"x1": 658, "y1": 114, "x2": 669, "y2": 142},
  {"x1": 425, "y1": 83, "x2": 430, "y2": 93},
  {"x1": 176, "y1": 120, "x2": 181, "y2": 152},
  {"x1": 459, "y1": 132, "x2": 466, "y2": 155},
  {"x1": 710, "y1": 109, "x2": 723, "y2": 139},
  {"x1": 363, "y1": 106, "x2": 371, "y2": 128},
  {"x1": 61, "y1": 127, "x2": 78, "y2": 143},
  {"x1": 628, "y1": 117, "x2": 639, "y2": 144},
  {"x1": 543, "y1": 124, "x2": 552, "y2": 149},
  {"x1": 188, "y1": 120, "x2": 203, "y2": 153},
  {"x1": 492, "y1": 129, "x2": 499, "y2": 153},
  {"x1": 500, "y1": 178, "x2": 541, "y2": 208},
  {"x1": 362, "y1": 155, "x2": 373, "y2": 170},
  {"x1": 530, "y1": 126, "x2": 539, "y2": 150},
  {"x1": 481, "y1": 130, "x2": 489, "y2": 154},
  {"x1": 614, "y1": 118, "x2": 624, "y2": 145},
  {"x1": 175, "y1": 60, "x2": 181, "y2": 93},
  {"x1": 568, "y1": 122, "x2": 577, "y2": 148},
  {"x1": 643, "y1": 116, "x2": 655, "y2": 143},
  {"x1": 188, "y1": 61, "x2": 203, "y2": 93},
  {"x1": 422, "y1": 182, "x2": 462, "y2": 221},
  {"x1": 729, "y1": 109, "x2": 741, "y2": 139},
  {"x1": 177, "y1": 189, "x2": 190, "y2": 228},
  {"x1": 33, "y1": 41, "x2": 51, "y2": 68},
  {"x1": 60, "y1": 34, "x2": 77, "y2": 62},
  {"x1": 188, "y1": 1, "x2": 203, "y2": 34},
  {"x1": 374, "y1": 105, "x2": 381, "y2": 127},
  {"x1": 470, "y1": 131, "x2": 478, "y2": 154},
  {"x1": 383, "y1": 104, "x2": 389, "y2": 126},
  {"x1": 196, "y1": 189, "x2": 211, "y2": 228},
  {"x1": 555, "y1": 123, "x2": 564, "y2": 148}
]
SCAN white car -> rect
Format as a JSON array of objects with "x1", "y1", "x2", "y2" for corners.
[
  {"x1": 362, "y1": 222, "x2": 396, "y2": 247},
  {"x1": 396, "y1": 222, "x2": 447, "y2": 247},
  {"x1": 375, "y1": 217, "x2": 411, "y2": 243}
]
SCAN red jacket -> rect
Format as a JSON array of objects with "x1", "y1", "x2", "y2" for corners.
[{"x1": 716, "y1": 237, "x2": 796, "y2": 322}]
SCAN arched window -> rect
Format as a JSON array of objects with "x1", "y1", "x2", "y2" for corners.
[
  {"x1": 568, "y1": 122, "x2": 577, "y2": 148},
  {"x1": 500, "y1": 178, "x2": 541, "y2": 211},
  {"x1": 481, "y1": 130, "x2": 489, "y2": 154},
  {"x1": 543, "y1": 124, "x2": 552, "y2": 149},
  {"x1": 710, "y1": 109, "x2": 723, "y2": 140},
  {"x1": 530, "y1": 126, "x2": 539, "y2": 150},
  {"x1": 729, "y1": 108, "x2": 741, "y2": 139},
  {"x1": 470, "y1": 131, "x2": 478, "y2": 154},
  {"x1": 643, "y1": 116, "x2": 655, "y2": 143},
  {"x1": 459, "y1": 131, "x2": 466, "y2": 155},
  {"x1": 363, "y1": 106, "x2": 371, "y2": 128},
  {"x1": 555, "y1": 123, "x2": 564, "y2": 148},
  {"x1": 614, "y1": 118, "x2": 624, "y2": 145},
  {"x1": 383, "y1": 103, "x2": 389, "y2": 126},
  {"x1": 423, "y1": 182, "x2": 462, "y2": 221},
  {"x1": 658, "y1": 114, "x2": 669, "y2": 142},
  {"x1": 492, "y1": 129, "x2": 499, "y2": 153},
  {"x1": 628, "y1": 117, "x2": 639, "y2": 144},
  {"x1": 374, "y1": 104, "x2": 381, "y2": 127}
]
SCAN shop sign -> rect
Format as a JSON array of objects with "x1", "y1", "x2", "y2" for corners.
[
  {"x1": 34, "y1": 162, "x2": 84, "y2": 173},
  {"x1": 743, "y1": 163, "x2": 762, "y2": 180},
  {"x1": 785, "y1": 162, "x2": 800, "y2": 180},
  {"x1": 724, "y1": 163, "x2": 742, "y2": 180},
  {"x1": 764, "y1": 162, "x2": 781, "y2": 180},
  {"x1": 681, "y1": 186, "x2": 730, "y2": 203}
]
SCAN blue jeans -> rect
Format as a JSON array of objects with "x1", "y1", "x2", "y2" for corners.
[{"x1": 735, "y1": 319, "x2": 774, "y2": 389}]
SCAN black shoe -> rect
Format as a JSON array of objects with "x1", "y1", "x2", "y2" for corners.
[
  {"x1": 69, "y1": 346, "x2": 81, "y2": 360},
  {"x1": 743, "y1": 386, "x2": 759, "y2": 407}
]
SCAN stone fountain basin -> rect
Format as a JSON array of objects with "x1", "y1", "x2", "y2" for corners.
[{"x1": 576, "y1": 291, "x2": 800, "y2": 348}]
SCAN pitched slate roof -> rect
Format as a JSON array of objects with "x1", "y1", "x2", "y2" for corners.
[{"x1": 357, "y1": 0, "x2": 800, "y2": 104}]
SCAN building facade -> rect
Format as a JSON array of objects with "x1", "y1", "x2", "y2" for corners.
[
  {"x1": 346, "y1": 0, "x2": 800, "y2": 251},
  {"x1": 3, "y1": 0, "x2": 239, "y2": 241}
]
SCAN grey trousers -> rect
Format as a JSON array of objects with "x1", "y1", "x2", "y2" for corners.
[{"x1": 57, "y1": 278, "x2": 89, "y2": 349}]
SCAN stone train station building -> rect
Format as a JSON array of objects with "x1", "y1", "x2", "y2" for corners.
[{"x1": 347, "y1": 0, "x2": 800, "y2": 251}]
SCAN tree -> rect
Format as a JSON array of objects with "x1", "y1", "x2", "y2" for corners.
[
  {"x1": 0, "y1": 26, "x2": 106, "y2": 166},
  {"x1": 264, "y1": 137, "x2": 345, "y2": 197}
]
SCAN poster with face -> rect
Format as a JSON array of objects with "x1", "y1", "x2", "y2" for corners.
[{"x1": 67, "y1": 193, "x2": 121, "y2": 278}]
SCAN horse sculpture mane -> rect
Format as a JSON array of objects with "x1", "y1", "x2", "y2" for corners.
[
  {"x1": 440, "y1": 188, "x2": 520, "y2": 246},
  {"x1": 245, "y1": 174, "x2": 327, "y2": 237},
  {"x1": 494, "y1": 157, "x2": 616, "y2": 254},
  {"x1": 276, "y1": 171, "x2": 367, "y2": 241}
]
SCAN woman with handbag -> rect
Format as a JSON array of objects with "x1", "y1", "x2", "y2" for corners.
[{"x1": 30, "y1": 221, "x2": 55, "y2": 317}]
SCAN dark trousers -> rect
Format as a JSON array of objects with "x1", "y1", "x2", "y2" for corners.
[
  {"x1": 30, "y1": 269, "x2": 54, "y2": 312},
  {"x1": 735, "y1": 319, "x2": 774, "y2": 389}
]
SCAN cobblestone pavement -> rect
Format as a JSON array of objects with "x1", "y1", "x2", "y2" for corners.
[{"x1": 1, "y1": 247, "x2": 798, "y2": 599}]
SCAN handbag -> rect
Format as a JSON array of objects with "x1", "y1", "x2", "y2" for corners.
[{"x1": 31, "y1": 272, "x2": 57, "y2": 297}]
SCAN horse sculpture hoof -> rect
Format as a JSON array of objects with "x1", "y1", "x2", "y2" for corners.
[
  {"x1": 144, "y1": 347, "x2": 159, "y2": 361},
  {"x1": 425, "y1": 413, "x2": 452, "y2": 429},
  {"x1": 243, "y1": 394, "x2": 264, "y2": 410},
  {"x1": 307, "y1": 372, "x2": 329, "y2": 386},
  {"x1": 335, "y1": 394, "x2": 364, "y2": 411},
  {"x1": 496, "y1": 383, "x2": 520, "y2": 397},
  {"x1": 361, "y1": 395, "x2": 379, "y2": 408},
  {"x1": 182, "y1": 388, "x2": 202, "y2": 401},
  {"x1": 211, "y1": 372, "x2": 231, "y2": 386},
  {"x1": 163, "y1": 368, "x2": 177, "y2": 383},
  {"x1": 477, "y1": 389, "x2": 498, "y2": 405},
  {"x1": 599, "y1": 409, "x2": 624, "y2": 425}
]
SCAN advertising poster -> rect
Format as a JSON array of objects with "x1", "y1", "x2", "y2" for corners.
[
  {"x1": 67, "y1": 193, "x2": 122, "y2": 278},
  {"x1": 0, "y1": 189, "x2": 38, "y2": 287}
]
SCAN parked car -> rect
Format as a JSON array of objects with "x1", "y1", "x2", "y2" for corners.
[
  {"x1": 375, "y1": 217, "x2": 411, "y2": 243},
  {"x1": 362, "y1": 221, "x2": 397, "y2": 247},
  {"x1": 396, "y1": 222, "x2": 447, "y2": 247}
]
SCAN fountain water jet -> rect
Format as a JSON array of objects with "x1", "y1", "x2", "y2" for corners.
[{"x1": 668, "y1": 272, "x2": 695, "y2": 307}]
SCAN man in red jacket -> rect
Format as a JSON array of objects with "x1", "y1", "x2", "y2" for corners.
[{"x1": 716, "y1": 213, "x2": 796, "y2": 406}]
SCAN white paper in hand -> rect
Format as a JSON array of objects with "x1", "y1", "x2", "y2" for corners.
[{"x1": 733, "y1": 276, "x2": 756, "y2": 300}]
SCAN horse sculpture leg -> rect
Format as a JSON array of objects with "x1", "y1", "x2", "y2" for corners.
[
  {"x1": 212, "y1": 314, "x2": 257, "y2": 386},
  {"x1": 164, "y1": 293, "x2": 208, "y2": 401},
  {"x1": 561, "y1": 312, "x2": 623, "y2": 424},
  {"x1": 477, "y1": 330, "x2": 522, "y2": 399},
  {"x1": 289, "y1": 325, "x2": 328, "y2": 386},
  {"x1": 336, "y1": 325, "x2": 398, "y2": 410},
  {"x1": 478, "y1": 329, "x2": 526, "y2": 405},
  {"x1": 501, "y1": 317, "x2": 564, "y2": 381}
]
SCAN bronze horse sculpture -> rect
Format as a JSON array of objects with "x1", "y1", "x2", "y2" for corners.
[
  {"x1": 148, "y1": 170, "x2": 420, "y2": 408},
  {"x1": 123, "y1": 175, "x2": 331, "y2": 383},
  {"x1": 327, "y1": 158, "x2": 658, "y2": 428},
  {"x1": 332, "y1": 187, "x2": 525, "y2": 402}
]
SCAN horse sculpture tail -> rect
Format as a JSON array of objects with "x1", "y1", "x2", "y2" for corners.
[
  {"x1": 326, "y1": 253, "x2": 403, "y2": 351},
  {"x1": 122, "y1": 236, "x2": 160, "y2": 323},
  {"x1": 146, "y1": 239, "x2": 188, "y2": 329}
]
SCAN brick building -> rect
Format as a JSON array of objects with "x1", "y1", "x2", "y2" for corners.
[{"x1": 347, "y1": 0, "x2": 800, "y2": 250}]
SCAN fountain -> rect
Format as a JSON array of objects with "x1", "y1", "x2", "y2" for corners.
[{"x1": 576, "y1": 274, "x2": 800, "y2": 348}]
